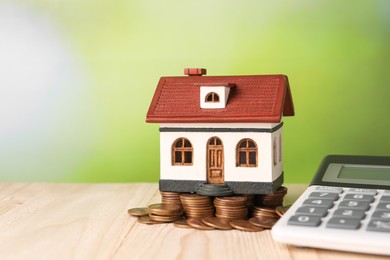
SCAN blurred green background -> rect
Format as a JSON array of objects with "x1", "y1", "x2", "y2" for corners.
[{"x1": 0, "y1": 0, "x2": 389, "y2": 183}]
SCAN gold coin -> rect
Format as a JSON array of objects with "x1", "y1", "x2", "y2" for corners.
[
  {"x1": 148, "y1": 203, "x2": 182, "y2": 216},
  {"x1": 173, "y1": 219, "x2": 192, "y2": 228},
  {"x1": 187, "y1": 218, "x2": 215, "y2": 230},
  {"x1": 249, "y1": 216, "x2": 278, "y2": 229},
  {"x1": 230, "y1": 219, "x2": 264, "y2": 232},
  {"x1": 202, "y1": 217, "x2": 232, "y2": 230},
  {"x1": 127, "y1": 207, "x2": 149, "y2": 217},
  {"x1": 137, "y1": 216, "x2": 161, "y2": 225}
]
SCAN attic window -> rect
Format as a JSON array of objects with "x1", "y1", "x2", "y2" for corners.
[
  {"x1": 205, "y1": 92, "x2": 220, "y2": 103},
  {"x1": 198, "y1": 83, "x2": 235, "y2": 109}
]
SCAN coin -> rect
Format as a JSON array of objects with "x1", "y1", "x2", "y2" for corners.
[
  {"x1": 249, "y1": 216, "x2": 278, "y2": 229},
  {"x1": 161, "y1": 191, "x2": 183, "y2": 206},
  {"x1": 254, "y1": 187, "x2": 287, "y2": 207},
  {"x1": 230, "y1": 219, "x2": 264, "y2": 232},
  {"x1": 187, "y1": 218, "x2": 215, "y2": 230},
  {"x1": 251, "y1": 206, "x2": 279, "y2": 218},
  {"x1": 137, "y1": 216, "x2": 160, "y2": 225},
  {"x1": 173, "y1": 219, "x2": 192, "y2": 228},
  {"x1": 180, "y1": 194, "x2": 214, "y2": 219},
  {"x1": 214, "y1": 196, "x2": 247, "y2": 205},
  {"x1": 275, "y1": 205, "x2": 291, "y2": 217},
  {"x1": 149, "y1": 213, "x2": 181, "y2": 223},
  {"x1": 148, "y1": 203, "x2": 183, "y2": 216},
  {"x1": 214, "y1": 196, "x2": 249, "y2": 220},
  {"x1": 202, "y1": 217, "x2": 232, "y2": 230},
  {"x1": 128, "y1": 207, "x2": 149, "y2": 217}
]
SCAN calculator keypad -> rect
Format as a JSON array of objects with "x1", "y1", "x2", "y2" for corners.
[
  {"x1": 326, "y1": 217, "x2": 361, "y2": 229},
  {"x1": 380, "y1": 196, "x2": 390, "y2": 202},
  {"x1": 288, "y1": 215, "x2": 322, "y2": 227},
  {"x1": 295, "y1": 206, "x2": 328, "y2": 217},
  {"x1": 337, "y1": 200, "x2": 371, "y2": 211},
  {"x1": 376, "y1": 202, "x2": 390, "y2": 211},
  {"x1": 287, "y1": 187, "x2": 390, "y2": 232},
  {"x1": 302, "y1": 199, "x2": 334, "y2": 208},
  {"x1": 367, "y1": 220, "x2": 390, "y2": 232},
  {"x1": 332, "y1": 209, "x2": 366, "y2": 219},
  {"x1": 309, "y1": 192, "x2": 339, "y2": 200},
  {"x1": 343, "y1": 194, "x2": 374, "y2": 202}
]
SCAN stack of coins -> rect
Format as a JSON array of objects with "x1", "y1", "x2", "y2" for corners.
[
  {"x1": 180, "y1": 194, "x2": 214, "y2": 219},
  {"x1": 147, "y1": 203, "x2": 183, "y2": 223},
  {"x1": 251, "y1": 206, "x2": 280, "y2": 219},
  {"x1": 128, "y1": 188, "x2": 291, "y2": 232},
  {"x1": 254, "y1": 186, "x2": 288, "y2": 207},
  {"x1": 161, "y1": 192, "x2": 183, "y2": 207},
  {"x1": 214, "y1": 196, "x2": 248, "y2": 220}
]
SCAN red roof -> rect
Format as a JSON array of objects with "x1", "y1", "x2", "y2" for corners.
[{"x1": 146, "y1": 73, "x2": 294, "y2": 123}]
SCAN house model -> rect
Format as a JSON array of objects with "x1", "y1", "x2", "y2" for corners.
[{"x1": 146, "y1": 68, "x2": 294, "y2": 196}]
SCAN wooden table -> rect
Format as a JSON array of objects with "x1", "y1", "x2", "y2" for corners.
[{"x1": 0, "y1": 183, "x2": 387, "y2": 260}]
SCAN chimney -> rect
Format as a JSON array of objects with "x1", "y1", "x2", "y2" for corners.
[{"x1": 184, "y1": 68, "x2": 207, "y2": 76}]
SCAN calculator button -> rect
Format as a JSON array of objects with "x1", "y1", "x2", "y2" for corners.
[
  {"x1": 326, "y1": 217, "x2": 361, "y2": 230},
  {"x1": 337, "y1": 200, "x2": 370, "y2": 211},
  {"x1": 380, "y1": 196, "x2": 390, "y2": 202},
  {"x1": 347, "y1": 188, "x2": 377, "y2": 195},
  {"x1": 314, "y1": 186, "x2": 343, "y2": 193},
  {"x1": 371, "y1": 211, "x2": 390, "y2": 221},
  {"x1": 333, "y1": 209, "x2": 366, "y2": 219},
  {"x1": 288, "y1": 215, "x2": 322, "y2": 227},
  {"x1": 302, "y1": 199, "x2": 334, "y2": 208},
  {"x1": 309, "y1": 192, "x2": 339, "y2": 200},
  {"x1": 375, "y1": 202, "x2": 390, "y2": 211},
  {"x1": 367, "y1": 220, "x2": 390, "y2": 232},
  {"x1": 295, "y1": 206, "x2": 328, "y2": 217},
  {"x1": 384, "y1": 190, "x2": 390, "y2": 194},
  {"x1": 343, "y1": 194, "x2": 374, "y2": 202}
]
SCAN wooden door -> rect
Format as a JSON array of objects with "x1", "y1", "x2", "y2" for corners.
[{"x1": 207, "y1": 137, "x2": 224, "y2": 184}]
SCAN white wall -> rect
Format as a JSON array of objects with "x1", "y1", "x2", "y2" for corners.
[
  {"x1": 271, "y1": 127, "x2": 284, "y2": 180},
  {"x1": 160, "y1": 123, "x2": 284, "y2": 183}
]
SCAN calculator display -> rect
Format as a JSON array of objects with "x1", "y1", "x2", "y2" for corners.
[
  {"x1": 310, "y1": 155, "x2": 390, "y2": 189},
  {"x1": 321, "y1": 163, "x2": 390, "y2": 186},
  {"x1": 338, "y1": 165, "x2": 390, "y2": 181}
]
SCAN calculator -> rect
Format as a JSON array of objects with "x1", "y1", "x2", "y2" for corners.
[{"x1": 272, "y1": 155, "x2": 390, "y2": 256}]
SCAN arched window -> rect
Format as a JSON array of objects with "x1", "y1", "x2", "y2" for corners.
[
  {"x1": 172, "y1": 138, "x2": 193, "y2": 165},
  {"x1": 205, "y1": 92, "x2": 220, "y2": 102},
  {"x1": 236, "y1": 139, "x2": 257, "y2": 167}
]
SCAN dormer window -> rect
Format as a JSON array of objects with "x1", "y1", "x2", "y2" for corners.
[
  {"x1": 198, "y1": 83, "x2": 236, "y2": 109},
  {"x1": 205, "y1": 92, "x2": 220, "y2": 103}
]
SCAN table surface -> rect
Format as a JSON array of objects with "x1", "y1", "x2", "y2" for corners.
[{"x1": 0, "y1": 183, "x2": 387, "y2": 260}]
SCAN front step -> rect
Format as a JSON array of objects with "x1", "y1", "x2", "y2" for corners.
[{"x1": 195, "y1": 183, "x2": 235, "y2": 196}]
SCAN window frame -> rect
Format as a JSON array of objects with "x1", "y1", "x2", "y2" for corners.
[
  {"x1": 236, "y1": 138, "x2": 258, "y2": 167},
  {"x1": 172, "y1": 138, "x2": 193, "y2": 166},
  {"x1": 205, "y1": 92, "x2": 220, "y2": 103}
]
